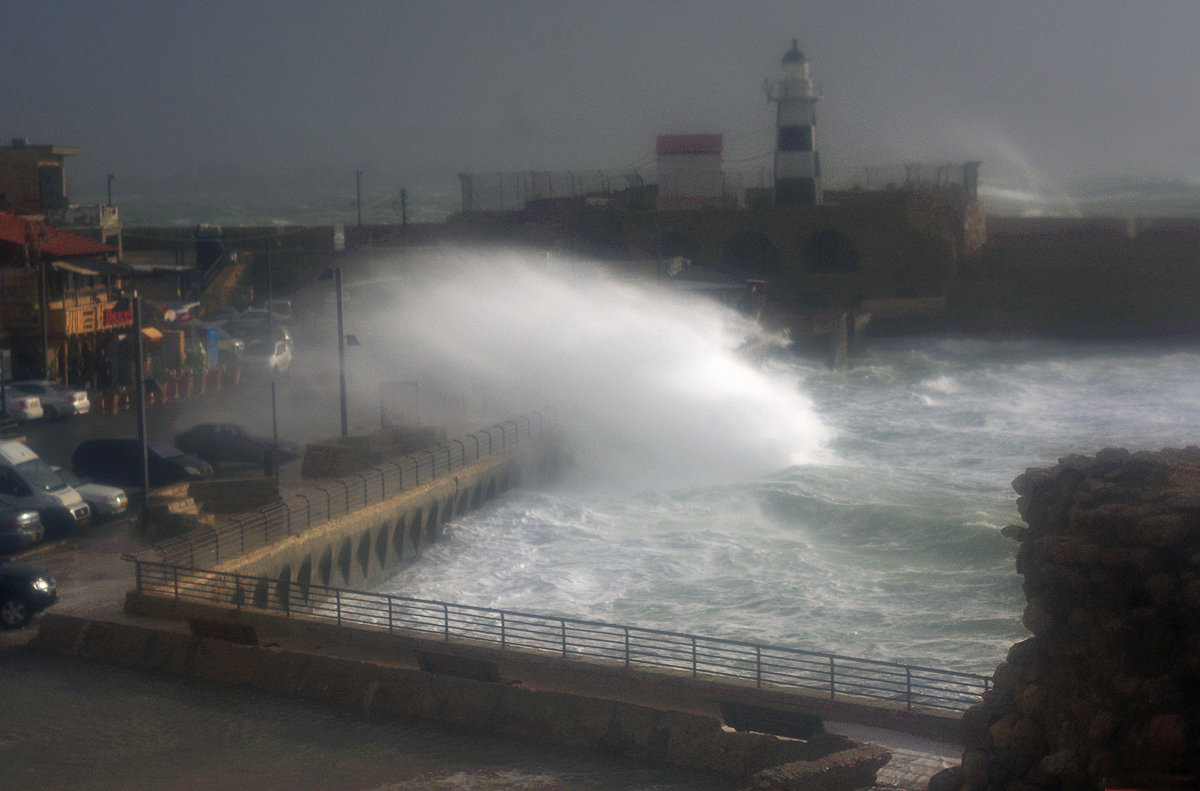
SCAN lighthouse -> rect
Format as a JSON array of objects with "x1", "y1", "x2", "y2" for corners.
[{"x1": 767, "y1": 39, "x2": 821, "y2": 205}]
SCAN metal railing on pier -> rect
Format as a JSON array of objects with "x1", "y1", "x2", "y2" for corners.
[
  {"x1": 129, "y1": 559, "x2": 991, "y2": 714},
  {"x1": 130, "y1": 411, "x2": 554, "y2": 568}
]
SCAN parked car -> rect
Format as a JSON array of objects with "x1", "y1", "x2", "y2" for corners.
[
  {"x1": 0, "y1": 496, "x2": 45, "y2": 554},
  {"x1": 2, "y1": 390, "x2": 42, "y2": 421},
  {"x1": 71, "y1": 439, "x2": 213, "y2": 490},
  {"x1": 200, "y1": 304, "x2": 240, "y2": 323},
  {"x1": 223, "y1": 315, "x2": 293, "y2": 346},
  {"x1": 51, "y1": 466, "x2": 128, "y2": 519},
  {"x1": 242, "y1": 339, "x2": 293, "y2": 374},
  {"x1": 6, "y1": 380, "x2": 89, "y2": 419},
  {"x1": 216, "y1": 326, "x2": 246, "y2": 357},
  {"x1": 0, "y1": 440, "x2": 90, "y2": 537},
  {"x1": 175, "y1": 423, "x2": 300, "y2": 467},
  {"x1": 252, "y1": 299, "x2": 294, "y2": 321},
  {"x1": 0, "y1": 560, "x2": 57, "y2": 629},
  {"x1": 179, "y1": 321, "x2": 246, "y2": 359}
]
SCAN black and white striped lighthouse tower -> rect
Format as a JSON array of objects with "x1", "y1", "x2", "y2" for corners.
[{"x1": 767, "y1": 39, "x2": 821, "y2": 205}]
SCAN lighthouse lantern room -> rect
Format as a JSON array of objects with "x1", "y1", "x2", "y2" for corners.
[{"x1": 767, "y1": 39, "x2": 821, "y2": 205}]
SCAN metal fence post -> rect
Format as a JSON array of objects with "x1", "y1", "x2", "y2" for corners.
[
  {"x1": 692, "y1": 637, "x2": 698, "y2": 678},
  {"x1": 624, "y1": 627, "x2": 630, "y2": 669},
  {"x1": 756, "y1": 646, "x2": 762, "y2": 688},
  {"x1": 829, "y1": 656, "x2": 836, "y2": 699},
  {"x1": 443, "y1": 602, "x2": 450, "y2": 640},
  {"x1": 906, "y1": 666, "x2": 913, "y2": 711},
  {"x1": 388, "y1": 597, "x2": 394, "y2": 632},
  {"x1": 561, "y1": 621, "x2": 567, "y2": 657},
  {"x1": 501, "y1": 611, "x2": 507, "y2": 649},
  {"x1": 336, "y1": 589, "x2": 342, "y2": 625}
]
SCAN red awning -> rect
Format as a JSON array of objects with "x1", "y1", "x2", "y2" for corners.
[{"x1": 0, "y1": 212, "x2": 116, "y2": 257}]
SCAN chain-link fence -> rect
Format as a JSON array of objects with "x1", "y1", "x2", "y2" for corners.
[{"x1": 458, "y1": 170, "x2": 649, "y2": 212}]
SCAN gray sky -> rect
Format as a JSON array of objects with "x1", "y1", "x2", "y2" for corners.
[{"x1": 5, "y1": 0, "x2": 1199, "y2": 197}]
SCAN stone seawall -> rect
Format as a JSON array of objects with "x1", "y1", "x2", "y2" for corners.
[
  {"x1": 33, "y1": 612, "x2": 891, "y2": 791},
  {"x1": 934, "y1": 447, "x2": 1200, "y2": 791}
]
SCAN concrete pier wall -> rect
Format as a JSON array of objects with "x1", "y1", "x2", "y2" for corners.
[{"x1": 214, "y1": 453, "x2": 524, "y2": 594}]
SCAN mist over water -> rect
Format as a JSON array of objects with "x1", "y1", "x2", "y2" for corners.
[
  {"x1": 348, "y1": 250, "x2": 831, "y2": 491},
  {"x1": 374, "y1": 300, "x2": 1200, "y2": 673}
]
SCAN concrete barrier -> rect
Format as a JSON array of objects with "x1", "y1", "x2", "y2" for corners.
[{"x1": 33, "y1": 611, "x2": 892, "y2": 789}]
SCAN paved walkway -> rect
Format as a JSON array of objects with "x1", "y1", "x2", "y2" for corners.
[{"x1": 2, "y1": 515, "x2": 965, "y2": 791}]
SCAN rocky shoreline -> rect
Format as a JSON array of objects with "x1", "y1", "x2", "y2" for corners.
[{"x1": 934, "y1": 447, "x2": 1200, "y2": 791}]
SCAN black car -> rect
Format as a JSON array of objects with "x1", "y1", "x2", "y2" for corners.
[
  {"x1": 71, "y1": 439, "x2": 214, "y2": 490},
  {"x1": 174, "y1": 423, "x2": 300, "y2": 467},
  {"x1": 0, "y1": 496, "x2": 45, "y2": 554},
  {"x1": 0, "y1": 560, "x2": 57, "y2": 629}
]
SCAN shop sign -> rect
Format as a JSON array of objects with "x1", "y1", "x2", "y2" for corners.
[{"x1": 103, "y1": 307, "x2": 133, "y2": 327}]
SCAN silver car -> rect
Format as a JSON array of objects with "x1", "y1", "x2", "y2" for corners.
[
  {"x1": 52, "y1": 466, "x2": 128, "y2": 519},
  {"x1": 6, "y1": 380, "x2": 89, "y2": 420}
]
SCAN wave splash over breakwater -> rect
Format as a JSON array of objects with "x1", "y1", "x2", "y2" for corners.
[
  {"x1": 353, "y1": 250, "x2": 831, "y2": 491},
  {"x1": 366, "y1": 254, "x2": 1200, "y2": 675}
]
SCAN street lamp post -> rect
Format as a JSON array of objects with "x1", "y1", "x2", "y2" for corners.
[
  {"x1": 320, "y1": 267, "x2": 349, "y2": 437},
  {"x1": 133, "y1": 293, "x2": 150, "y2": 532}
]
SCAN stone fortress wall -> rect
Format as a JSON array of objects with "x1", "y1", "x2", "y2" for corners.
[{"x1": 936, "y1": 447, "x2": 1200, "y2": 791}]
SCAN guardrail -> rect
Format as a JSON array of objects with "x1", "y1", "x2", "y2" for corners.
[
  {"x1": 129, "y1": 559, "x2": 991, "y2": 714},
  {"x1": 131, "y1": 411, "x2": 555, "y2": 568}
]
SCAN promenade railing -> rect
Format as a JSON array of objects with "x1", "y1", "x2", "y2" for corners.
[
  {"x1": 129, "y1": 559, "x2": 991, "y2": 714},
  {"x1": 130, "y1": 411, "x2": 554, "y2": 569}
]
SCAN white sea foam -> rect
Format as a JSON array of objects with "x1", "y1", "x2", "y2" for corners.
[{"x1": 347, "y1": 249, "x2": 832, "y2": 492}]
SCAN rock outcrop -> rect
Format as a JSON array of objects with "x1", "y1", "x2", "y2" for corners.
[{"x1": 937, "y1": 447, "x2": 1200, "y2": 791}]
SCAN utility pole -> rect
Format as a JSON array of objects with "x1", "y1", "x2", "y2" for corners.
[
  {"x1": 134, "y1": 293, "x2": 150, "y2": 532},
  {"x1": 356, "y1": 169, "x2": 363, "y2": 228}
]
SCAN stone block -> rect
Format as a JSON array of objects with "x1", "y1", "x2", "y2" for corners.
[{"x1": 745, "y1": 743, "x2": 891, "y2": 791}]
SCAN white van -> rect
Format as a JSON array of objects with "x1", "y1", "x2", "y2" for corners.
[{"x1": 0, "y1": 440, "x2": 90, "y2": 538}]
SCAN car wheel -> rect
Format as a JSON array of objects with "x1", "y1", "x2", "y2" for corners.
[{"x1": 0, "y1": 595, "x2": 31, "y2": 630}]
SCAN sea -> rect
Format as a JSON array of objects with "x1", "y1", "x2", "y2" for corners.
[{"x1": 107, "y1": 180, "x2": 1200, "y2": 680}]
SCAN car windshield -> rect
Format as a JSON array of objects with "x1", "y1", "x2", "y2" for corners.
[
  {"x1": 149, "y1": 441, "x2": 184, "y2": 459},
  {"x1": 56, "y1": 467, "x2": 84, "y2": 488},
  {"x1": 15, "y1": 458, "x2": 67, "y2": 492}
]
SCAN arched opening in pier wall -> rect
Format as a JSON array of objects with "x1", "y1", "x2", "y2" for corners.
[
  {"x1": 803, "y1": 229, "x2": 859, "y2": 273},
  {"x1": 297, "y1": 557, "x2": 312, "y2": 602},
  {"x1": 375, "y1": 523, "x2": 389, "y2": 572},
  {"x1": 317, "y1": 547, "x2": 333, "y2": 587},
  {"x1": 723, "y1": 231, "x2": 781, "y2": 276}
]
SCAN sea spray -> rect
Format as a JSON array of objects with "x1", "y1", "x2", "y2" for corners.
[{"x1": 346, "y1": 249, "x2": 832, "y2": 491}]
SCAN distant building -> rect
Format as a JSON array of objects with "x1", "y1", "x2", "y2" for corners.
[
  {"x1": 0, "y1": 211, "x2": 132, "y2": 385},
  {"x1": 0, "y1": 137, "x2": 77, "y2": 214},
  {"x1": 655, "y1": 134, "x2": 736, "y2": 211},
  {"x1": 0, "y1": 137, "x2": 121, "y2": 255}
]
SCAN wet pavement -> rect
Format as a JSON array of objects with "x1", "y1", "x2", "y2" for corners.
[{"x1": 0, "y1": 646, "x2": 737, "y2": 791}]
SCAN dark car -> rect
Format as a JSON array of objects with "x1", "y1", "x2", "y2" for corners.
[
  {"x1": 71, "y1": 439, "x2": 214, "y2": 490},
  {"x1": 174, "y1": 423, "x2": 300, "y2": 468},
  {"x1": 0, "y1": 560, "x2": 57, "y2": 629},
  {"x1": 0, "y1": 496, "x2": 44, "y2": 554}
]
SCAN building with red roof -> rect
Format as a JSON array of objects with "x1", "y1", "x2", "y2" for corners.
[
  {"x1": 1, "y1": 210, "x2": 132, "y2": 385},
  {"x1": 655, "y1": 134, "x2": 739, "y2": 211}
]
